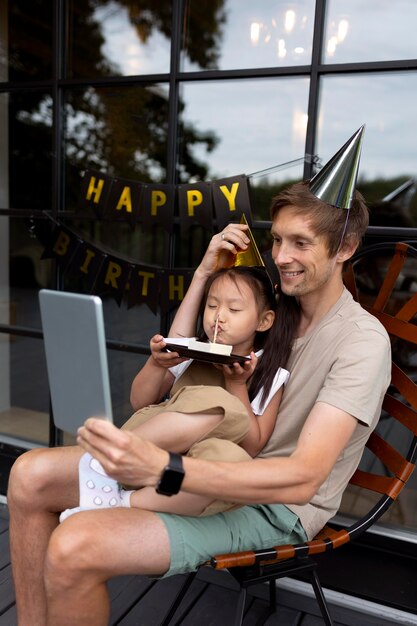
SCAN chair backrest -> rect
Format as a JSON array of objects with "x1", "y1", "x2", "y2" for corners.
[
  {"x1": 210, "y1": 241, "x2": 417, "y2": 569},
  {"x1": 331, "y1": 241, "x2": 417, "y2": 543}
]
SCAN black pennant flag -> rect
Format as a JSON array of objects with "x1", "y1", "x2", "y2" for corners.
[
  {"x1": 127, "y1": 264, "x2": 159, "y2": 314},
  {"x1": 178, "y1": 182, "x2": 213, "y2": 232},
  {"x1": 41, "y1": 224, "x2": 81, "y2": 271},
  {"x1": 93, "y1": 254, "x2": 131, "y2": 306},
  {"x1": 67, "y1": 242, "x2": 107, "y2": 294},
  {"x1": 212, "y1": 175, "x2": 252, "y2": 230},
  {"x1": 105, "y1": 178, "x2": 142, "y2": 229},
  {"x1": 159, "y1": 269, "x2": 194, "y2": 313},
  {"x1": 140, "y1": 183, "x2": 175, "y2": 233},
  {"x1": 78, "y1": 170, "x2": 113, "y2": 218}
]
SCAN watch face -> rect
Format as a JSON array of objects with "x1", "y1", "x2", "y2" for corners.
[{"x1": 156, "y1": 467, "x2": 184, "y2": 496}]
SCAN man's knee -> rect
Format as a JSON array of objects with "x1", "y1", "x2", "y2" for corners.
[
  {"x1": 44, "y1": 520, "x2": 100, "y2": 593},
  {"x1": 7, "y1": 448, "x2": 51, "y2": 507}
]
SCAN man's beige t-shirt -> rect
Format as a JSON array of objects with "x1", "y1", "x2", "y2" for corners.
[{"x1": 259, "y1": 288, "x2": 391, "y2": 539}]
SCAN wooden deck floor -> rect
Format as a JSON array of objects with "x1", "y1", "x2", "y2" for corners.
[{"x1": 1, "y1": 504, "x2": 415, "y2": 626}]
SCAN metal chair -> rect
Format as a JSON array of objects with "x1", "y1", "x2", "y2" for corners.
[{"x1": 161, "y1": 241, "x2": 417, "y2": 626}]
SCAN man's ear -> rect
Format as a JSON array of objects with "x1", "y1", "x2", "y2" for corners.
[
  {"x1": 257, "y1": 310, "x2": 275, "y2": 332},
  {"x1": 337, "y1": 234, "x2": 359, "y2": 264}
]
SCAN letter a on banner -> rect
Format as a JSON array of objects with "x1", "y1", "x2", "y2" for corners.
[
  {"x1": 105, "y1": 178, "x2": 142, "y2": 229},
  {"x1": 212, "y1": 174, "x2": 253, "y2": 230}
]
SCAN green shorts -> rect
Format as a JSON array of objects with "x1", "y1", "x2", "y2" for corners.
[{"x1": 156, "y1": 504, "x2": 307, "y2": 577}]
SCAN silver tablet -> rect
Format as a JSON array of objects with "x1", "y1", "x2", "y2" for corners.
[{"x1": 39, "y1": 289, "x2": 113, "y2": 435}]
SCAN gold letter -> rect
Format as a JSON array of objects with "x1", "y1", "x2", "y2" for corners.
[
  {"x1": 79, "y1": 248, "x2": 96, "y2": 274},
  {"x1": 219, "y1": 182, "x2": 239, "y2": 211},
  {"x1": 138, "y1": 270, "x2": 155, "y2": 296},
  {"x1": 186, "y1": 190, "x2": 203, "y2": 217},
  {"x1": 105, "y1": 262, "x2": 122, "y2": 288},
  {"x1": 115, "y1": 187, "x2": 133, "y2": 213},
  {"x1": 86, "y1": 176, "x2": 105, "y2": 204},
  {"x1": 169, "y1": 275, "x2": 184, "y2": 301},
  {"x1": 151, "y1": 190, "x2": 167, "y2": 216},
  {"x1": 52, "y1": 231, "x2": 70, "y2": 256}
]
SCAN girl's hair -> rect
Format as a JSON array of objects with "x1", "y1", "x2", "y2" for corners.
[{"x1": 197, "y1": 266, "x2": 300, "y2": 407}]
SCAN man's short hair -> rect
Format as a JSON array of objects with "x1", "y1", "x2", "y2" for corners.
[{"x1": 269, "y1": 181, "x2": 369, "y2": 257}]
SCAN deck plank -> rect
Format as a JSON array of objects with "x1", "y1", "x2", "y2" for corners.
[
  {"x1": 0, "y1": 531, "x2": 10, "y2": 570},
  {"x1": 0, "y1": 565, "x2": 15, "y2": 618}
]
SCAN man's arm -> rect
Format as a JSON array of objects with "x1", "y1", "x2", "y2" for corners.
[{"x1": 78, "y1": 401, "x2": 357, "y2": 506}]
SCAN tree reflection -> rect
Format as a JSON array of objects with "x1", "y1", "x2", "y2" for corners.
[{"x1": 7, "y1": 0, "x2": 224, "y2": 211}]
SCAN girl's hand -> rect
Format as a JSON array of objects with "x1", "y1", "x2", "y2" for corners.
[
  {"x1": 150, "y1": 334, "x2": 188, "y2": 368},
  {"x1": 215, "y1": 351, "x2": 258, "y2": 385},
  {"x1": 196, "y1": 223, "x2": 250, "y2": 278}
]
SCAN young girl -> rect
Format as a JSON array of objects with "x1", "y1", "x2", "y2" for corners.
[{"x1": 60, "y1": 266, "x2": 299, "y2": 521}]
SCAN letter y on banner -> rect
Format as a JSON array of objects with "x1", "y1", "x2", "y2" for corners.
[{"x1": 212, "y1": 175, "x2": 252, "y2": 230}]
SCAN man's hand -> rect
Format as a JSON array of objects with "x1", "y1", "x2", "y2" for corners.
[{"x1": 77, "y1": 418, "x2": 167, "y2": 488}]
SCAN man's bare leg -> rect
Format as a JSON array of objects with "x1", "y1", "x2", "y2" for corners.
[
  {"x1": 44, "y1": 507, "x2": 171, "y2": 626},
  {"x1": 7, "y1": 446, "x2": 82, "y2": 626}
]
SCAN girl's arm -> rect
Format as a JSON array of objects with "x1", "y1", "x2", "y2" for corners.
[
  {"x1": 238, "y1": 388, "x2": 283, "y2": 457},
  {"x1": 130, "y1": 335, "x2": 178, "y2": 411},
  {"x1": 221, "y1": 356, "x2": 284, "y2": 457},
  {"x1": 168, "y1": 225, "x2": 249, "y2": 338}
]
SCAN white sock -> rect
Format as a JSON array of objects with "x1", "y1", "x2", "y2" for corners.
[{"x1": 59, "y1": 453, "x2": 134, "y2": 522}]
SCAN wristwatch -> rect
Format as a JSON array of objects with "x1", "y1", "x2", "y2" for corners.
[{"x1": 156, "y1": 451, "x2": 185, "y2": 496}]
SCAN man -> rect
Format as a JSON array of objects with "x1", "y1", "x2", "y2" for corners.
[{"x1": 8, "y1": 127, "x2": 391, "y2": 626}]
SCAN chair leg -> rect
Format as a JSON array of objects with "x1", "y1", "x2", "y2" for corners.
[
  {"x1": 310, "y1": 569, "x2": 334, "y2": 626},
  {"x1": 233, "y1": 587, "x2": 247, "y2": 626},
  {"x1": 254, "y1": 580, "x2": 278, "y2": 626},
  {"x1": 159, "y1": 571, "x2": 198, "y2": 626}
]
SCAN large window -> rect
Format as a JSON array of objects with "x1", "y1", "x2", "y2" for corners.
[{"x1": 1, "y1": 1, "x2": 417, "y2": 543}]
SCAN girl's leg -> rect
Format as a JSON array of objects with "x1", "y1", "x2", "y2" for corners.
[
  {"x1": 128, "y1": 410, "x2": 224, "y2": 452},
  {"x1": 130, "y1": 486, "x2": 215, "y2": 516},
  {"x1": 60, "y1": 411, "x2": 224, "y2": 520}
]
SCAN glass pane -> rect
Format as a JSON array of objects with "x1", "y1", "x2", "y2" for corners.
[
  {"x1": 324, "y1": 0, "x2": 417, "y2": 64},
  {"x1": 0, "y1": 91, "x2": 53, "y2": 211},
  {"x1": 178, "y1": 77, "x2": 310, "y2": 221},
  {"x1": 181, "y1": 0, "x2": 315, "y2": 71},
  {"x1": 64, "y1": 83, "x2": 170, "y2": 207},
  {"x1": 66, "y1": 0, "x2": 171, "y2": 78},
  {"x1": 108, "y1": 345, "x2": 149, "y2": 429},
  {"x1": 0, "y1": 0, "x2": 53, "y2": 82},
  {"x1": 0, "y1": 335, "x2": 52, "y2": 446},
  {"x1": 63, "y1": 83, "x2": 172, "y2": 303},
  {"x1": 317, "y1": 72, "x2": 417, "y2": 228}
]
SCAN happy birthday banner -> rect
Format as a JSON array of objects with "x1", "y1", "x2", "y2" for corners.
[
  {"x1": 38, "y1": 159, "x2": 314, "y2": 312},
  {"x1": 39, "y1": 217, "x2": 197, "y2": 314},
  {"x1": 78, "y1": 169, "x2": 253, "y2": 231}
]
